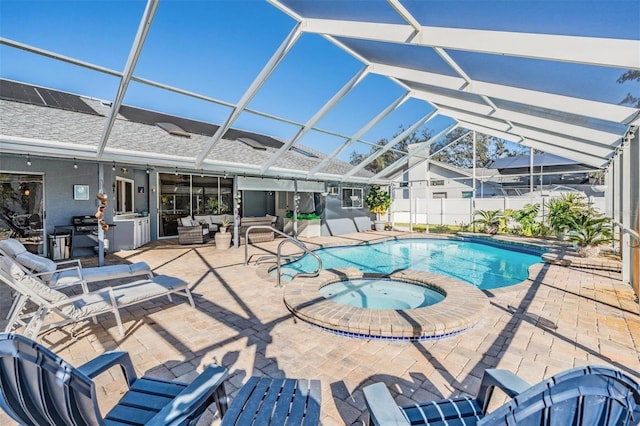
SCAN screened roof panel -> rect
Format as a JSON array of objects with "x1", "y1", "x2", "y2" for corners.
[
  {"x1": 314, "y1": 73, "x2": 407, "y2": 136},
  {"x1": 336, "y1": 38, "x2": 459, "y2": 77},
  {"x1": 402, "y1": 0, "x2": 640, "y2": 39},
  {"x1": 0, "y1": 0, "x2": 637, "y2": 184},
  {"x1": 134, "y1": 1, "x2": 295, "y2": 104},
  {"x1": 445, "y1": 49, "x2": 638, "y2": 104},
  {"x1": 491, "y1": 98, "x2": 629, "y2": 135},
  {"x1": 278, "y1": 0, "x2": 404, "y2": 24},
  {"x1": 246, "y1": 33, "x2": 363, "y2": 124}
]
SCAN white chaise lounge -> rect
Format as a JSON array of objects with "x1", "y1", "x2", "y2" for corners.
[{"x1": 0, "y1": 255, "x2": 195, "y2": 337}]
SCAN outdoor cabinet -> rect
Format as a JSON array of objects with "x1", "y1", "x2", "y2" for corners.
[{"x1": 113, "y1": 216, "x2": 150, "y2": 250}]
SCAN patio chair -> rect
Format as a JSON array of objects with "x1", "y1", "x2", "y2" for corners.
[
  {"x1": 0, "y1": 332, "x2": 229, "y2": 426},
  {"x1": 363, "y1": 365, "x2": 640, "y2": 425},
  {"x1": 177, "y1": 217, "x2": 210, "y2": 244},
  {"x1": 0, "y1": 255, "x2": 195, "y2": 338}
]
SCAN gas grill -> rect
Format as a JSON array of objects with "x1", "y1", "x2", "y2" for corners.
[{"x1": 72, "y1": 215, "x2": 99, "y2": 234}]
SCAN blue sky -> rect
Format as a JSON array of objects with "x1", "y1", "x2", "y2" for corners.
[{"x1": 1, "y1": 0, "x2": 638, "y2": 163}]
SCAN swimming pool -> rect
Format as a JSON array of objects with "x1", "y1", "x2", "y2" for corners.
[{"x1": 279, "y1": 238, "x2": 542, "y2": 290}]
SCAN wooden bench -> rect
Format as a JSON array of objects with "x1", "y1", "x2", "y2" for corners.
[{"x1": 221, "y1": 376, "x2": 321, "y2": 425}]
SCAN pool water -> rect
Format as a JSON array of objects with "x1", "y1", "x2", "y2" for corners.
[
  {"x1": 279, "y1": 238, "x2": 542, "y2": 290},
  {"x1": 320, "y1": 279, "x2": 445, "y2": 309}
]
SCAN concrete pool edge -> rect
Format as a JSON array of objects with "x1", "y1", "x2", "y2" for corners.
[{"x1": 283, "y1": 267, "x2": 490, "y2": 340}]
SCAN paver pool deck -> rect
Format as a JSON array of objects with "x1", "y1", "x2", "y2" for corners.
[{"x1": 1, "y1": 231, "x2": 639, "y2": 425}]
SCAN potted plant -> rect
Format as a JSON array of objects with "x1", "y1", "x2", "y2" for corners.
[
  {"x1": 219, "y1": 215, "x2": 231, "y2": 233},
  {"x1": 472, "y1": 209, "x2": 502, "y2": 235},
  {"x1": 214, "y1": 215, "x2": 232, "y2": 250},
  {"x1": 567, "y1": 211, "x2": 613, "y2": 258},
  {"x1": 365, "y1": 185, "x2": 392, "y2": 231}
]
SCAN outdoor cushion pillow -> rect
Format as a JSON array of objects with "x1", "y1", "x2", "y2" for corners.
[
  {"x1": 0, "y1": 238, "x2": 28, "y2": 257},
  {"x1": 0, "y1": 257, "x2": 75, "y2": 317}
]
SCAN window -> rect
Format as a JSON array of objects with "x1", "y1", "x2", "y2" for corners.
[
  {"x1": 432, "y1": 192, "x2": 447, "y2": 199},
  {"x1": 115, "y1": 177, "x2": 135, "y2": 213},
  {"x1": 342, "y1": 187, "x2": 363, "y2": 209},
  {"x1": 430, "y1": 180, "x2": 445, "y2": 186},
  {"x1": 328, "y1": 186, "x2": 339, "y2": 195},
  {"x1": 461, "y1": 191, "x2": 473, "y2": 199}
]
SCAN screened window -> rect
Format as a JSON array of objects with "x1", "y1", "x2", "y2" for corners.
[
  {"x1": 342, "y1": 187, "x2": 363, "y2": 209},
  {"x1": 432, "y1": 192, "x2": 447, "y2": 199}
]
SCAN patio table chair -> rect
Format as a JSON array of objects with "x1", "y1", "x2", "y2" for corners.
[
  {"x1": 0, "y1": 255, "x2": 195, "y2": 338},
  {"x1": 363, "y1": 365, "x2": 640, "y2": 425},
  {"x1": 0, "y1": 332, "x2": 229, "y2": 426}
]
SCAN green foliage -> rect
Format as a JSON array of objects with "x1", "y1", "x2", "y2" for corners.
[
  {"x1": 510, "y1": 203, "x2": 542, "y2": 236},
  {"x1": 364, "y1": 185, "x2": 392, "y2": 218},
  {"x1": 567, "y1": 211, "x2": 613, "y2": 247},
  {"x1": 545, "y1": 193, "x2": 587, "y2": 235},
  {"x1": 220, "y1": 215, "x2": 231, "y2": 227},
  {"x1": 472, "y1": 209, "x2": 503, "y2": 234},
  {"x1": 285, "y1": 212, "x2": 320, "y2": 220}
]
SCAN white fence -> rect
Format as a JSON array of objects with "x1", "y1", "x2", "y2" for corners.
[{"x1": 390, "y1": 191, "x2": 607, "y2": 227}]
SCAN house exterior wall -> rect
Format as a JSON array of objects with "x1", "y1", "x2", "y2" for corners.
[{"x1": 0, "y1": 153, "x2": 152, "y2": 253}]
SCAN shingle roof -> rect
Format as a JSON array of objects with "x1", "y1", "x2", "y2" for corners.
[{"x1": 0, "y1": 79, "x2": 373, "y2": 181}]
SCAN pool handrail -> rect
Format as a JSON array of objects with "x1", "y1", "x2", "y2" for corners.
[
  {"x1": 243, "y1": 225, "x2": 297, "y2": 265},
  {"x1": 276, "y1": 238, "x2": 322, "y2": 288},
  {"x1": 241, "y1": 224, "x2": 322, "y2": 287}
]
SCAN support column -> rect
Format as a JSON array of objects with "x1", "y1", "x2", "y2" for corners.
[{"x1": 627, "y1": 129, "x2": 639, "y2": 298}]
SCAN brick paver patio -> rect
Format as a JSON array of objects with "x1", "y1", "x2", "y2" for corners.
[{"x1": 1, "y1": 231, "x2": 639, "y2": 425}]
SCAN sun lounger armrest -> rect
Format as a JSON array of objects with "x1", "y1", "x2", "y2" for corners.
[
  {"x1": 146, "y1": 364, "x2": 229, "y2": 426},
  {"x1": 77, "y1": 351, "x2": 137, "y2": 387},
  {"x1": 363, "y1": 382, "x2": 410, "y2": 426},
  {"x1": 54, "y1": 259, "x2": 82, "y2": 268},
  {"x1": 477, "y1": 369, "x2": 531, "y2": 412}
]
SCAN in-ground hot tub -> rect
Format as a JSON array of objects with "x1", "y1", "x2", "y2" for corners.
[
  {"x1": 320, "y1": 278, "x2": 445, "y2": 310},
  {"x1": 284, "y1": 268, "x2": 489, "y2": 341}
]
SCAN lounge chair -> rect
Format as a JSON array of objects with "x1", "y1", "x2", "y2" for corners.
[
  {"x1": 0, "y1": 238, "x2": 154, "y2": 323},
  {"x1": 0, "y1": 238, "x2": 153, "y2": 287},
  {"x1": 0, "y1": 333, "x2": 322, "y2": 425},
  {"x1": 0, "y1": 255, "x2": 195, "y2": 337},
  {"x1": 0, "y1": 332, "x2": 228, "y2": 425},
  {"x1": 363, "y1": 365, "x2": 640, "y2": 425}
]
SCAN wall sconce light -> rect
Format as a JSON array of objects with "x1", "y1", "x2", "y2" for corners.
[
  {"x1": 146, "y1": 165, "x2": 150, "y2": 174},
  {"x1": 112, "y1": 162, "x2": 116, "y2": 171},
  {"x1": 73, "y1": 158, "x2": 78, "y2": 169},
  {"x1": 200, "y1": 169, "x2": 204, "y2": 178},
  {"x1": 175, "y1": 167, "x2": 178, "y2": 176},
  {"x1": 24, "y1": 188, "x2": 30, "y2": 196},
  {"x1": 26, "y1": 154, "x2": 31, "y2": 166}
]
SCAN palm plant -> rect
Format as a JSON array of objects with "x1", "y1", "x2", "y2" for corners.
[
  {"x1": 545, "y1": 193, "x2": 587, "y2": 237},
  {"x1": 567, "y1": 211, "x2": 613, "y2": 257},
  {"x1": 473, "y1": 209, "x2": 502, "y2": 234}
]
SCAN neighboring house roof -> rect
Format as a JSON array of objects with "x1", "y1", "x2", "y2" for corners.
[
  {"x1": 0, "y1": 79, "x2": 373, "y2": 181},
  {"x1": 490, "y1": 153, "x2": 597, "y2": 174}
]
